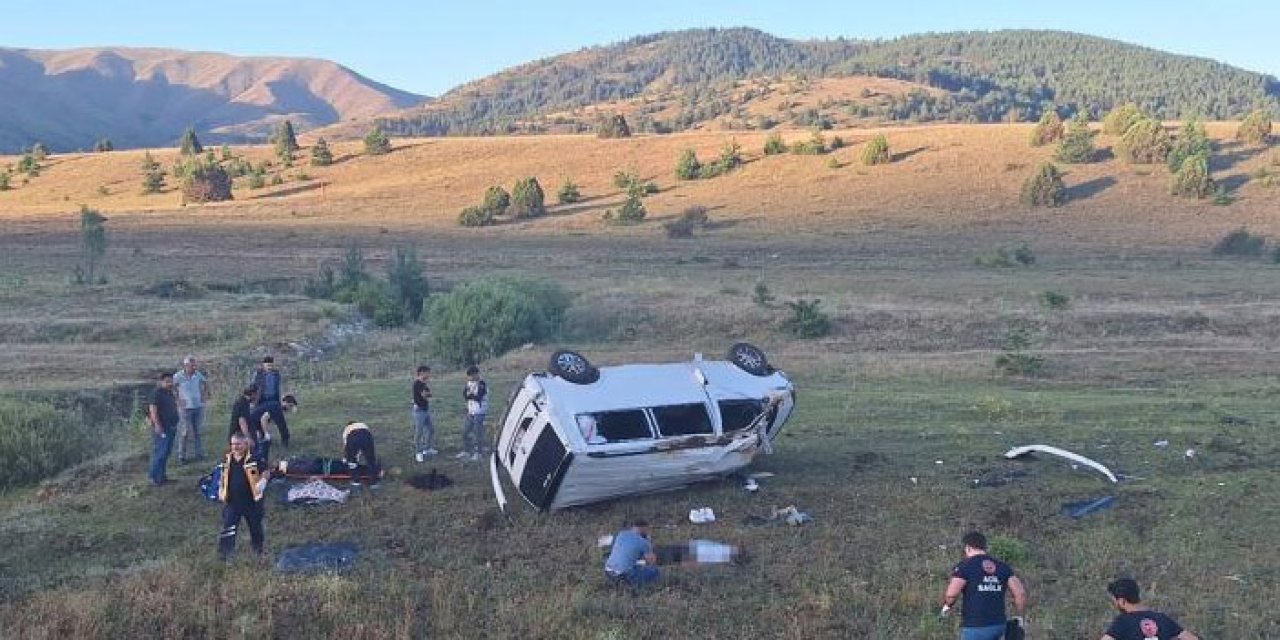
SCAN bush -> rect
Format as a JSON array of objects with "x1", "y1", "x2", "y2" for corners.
[
  {"x1": 1116, "y1": 118, "x2": 1172, "y2": 164},
  {"x1": 509, "y1": 177, "x2": 546, "y2": 219},
  {"x1": 597, "y1": 114, "x2": 632, "y2": 139},
  {"x1": 0, "y1": 172, "x2": 9, "y2": 191},
  {"x1": 458, "y1": 206, "x2": 495, "y2": 227},
  {"x1": 763, "y1": 132, "x2": 787, "y2": 155},
  {"x1": 663, "y1": 206, "x2": 710, "y2": 239},
  {"x1": 94, "y1": 138, "x2": 114, "y2": 153},
  {"x1": 311, "y1": 137, "x2": 334, "y2": 166},
  {"x1": 613, "y1": 170, "x2": 638, "y2": 190},
  {"x1": 1170, "y1": 153, "x2": 1215, "y2": 198},
  {"x1": 752, "y1": 281, "x2": 775, "y2": 306},
  {"x1": 482, "y1": 185, "x2": 511, "y2": 215},
  {"x1": 181, "y1": 159, "x2": 232, "y2": 203},
  {"x1": 557, "y1": 180, "x2": 582, "y2": 204},
  {"x1": 1236, "y1": 109, "x2": 1273, "y2": 146},
  {"x1": 426, "y1": 276, "x2": 571, "y2": 365},
  {"x1": 675, "y1": 149, "x2": 702, "y2": 180},
  {"x1": 1020, "y1": 162, "x2": 1065, "y2": 207},
  {"x1": 783, "y1": 299, "x2": 832, "y2": 338},
  {"x1": 1029, "y1": 110, "x2": 1064, "y2": 146},
  {"x1": 364, "y1": 125, "x2": 392, "y2": 155},
  {"x1": 790, "y1": 131, "x2": 827, "y2": 155},
  {"x1": 273, "y1": 120, "x2": 299, "y2": 160},
  {"x1": 1040, "y1": 290, "x2": 1071, "y2": 310},
  {"x1": 17, "y1": 153, "x2": 39, "y2": 174},
  {"x1": 31, "y1": 142, "x2": 49, "y2": 161},
  {"x1": 179, "y1": 127, "x2": 203, "y2": 155},
  {"x1": 605, "y1": 184, "x2": 646, "y2": 224},
  {"x1": 861, "y1": 134, "x2": 890, "y2": 165},
  {"x1": 1212, "y1": 185, "x2": 1233, "y2": 206},
  {"x1": 346, "y1": 280, "x2": 405, "y2": 327},
  {"x1": 387, "y1": 245, "x2": 429, "y2": 322},
  {"x1": 247, "y1": 173, "x2": 266, "y2": 190},
  {"x1": 1212, "y1": 227, "x2": 1266, "y2": 256},
  {"x1": 975, "y1": 245, "x2": 1036, "y2": 268},
  {"x1": 1167, "y1": 119, "x2": 1212, "y2": 171},
  {"x1": 0, "y1": 399, "x2": 95, "y2": 488},
  {"x1": 1103, "y1": 103, "x2": 1146, "y2": 135}
]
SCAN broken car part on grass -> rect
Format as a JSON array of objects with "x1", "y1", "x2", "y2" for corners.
[{"x1": 1004, "y1": 444, "x2": 1118, "y2": 483}]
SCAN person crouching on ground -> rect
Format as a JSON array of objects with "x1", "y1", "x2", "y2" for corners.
[
  {"x1": 458, "y1": 365, "x2": 488, "y2": 461},
  {"x1": 342, "y1": 421, "x2": 380, "y2": 488},
  {"x1": 218, "y1": 433, "x2": 268, "y2": 560},
  {"x1": 605, "y1": 519, "x2": 660, "y2": 587},
  {"x1": 941, "y1": 531, "x2": 1029, "y2": 640},
  {"x1": 249, "y1": 394, "x2": 297, "y2": 464},
  {"x1": 1100, "y1": 578, "x2": 1200, "y2": 640}
]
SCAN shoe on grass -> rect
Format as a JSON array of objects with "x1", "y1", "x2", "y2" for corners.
[
  {"x1": 454, "y1": 451, "x2": 470, "y2": 459},
  {"x1": 415, "y1": 452, "x2": 425, "y2": 463}
]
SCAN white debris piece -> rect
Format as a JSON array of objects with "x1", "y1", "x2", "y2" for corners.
[{"x1": 1004, "y1": 444, "x2": 1118, "y2": 483}]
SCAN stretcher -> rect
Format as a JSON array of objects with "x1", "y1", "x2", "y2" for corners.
[{"x1": 276, "y1": 457, "x2": 384, "y2": 480}]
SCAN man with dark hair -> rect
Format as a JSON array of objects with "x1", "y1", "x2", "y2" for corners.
[
  {"x1": 248, "y1": 394, "x2": 297, "y2": 464},
  {"x1": 148, "y1": 371, "x2": 181, "y2": 486},
  {"x1": 412, "y1": 365, "x2": 435, "y2": 462},
  {"x1": 218, "y1": 433, "x2": 268, "y2": 560},
  {"x1": 253, "y1": 356, "x2": 291, "y2": 449},
  {"x1": 1100, "y1": 578, "x2": 1200, "y2": 640},
  {"x1": 342, "y1": 421, "x2": 380, "y2": 488},
  {"x1": 941, "y1": 531, "x2": 1028, "y2": 640},
  {"x1": 604, "y1": 519, "x2": 660, "y2": 587},
  {"x1": 460, "y1": 365, "x2": 489, "y2": 461},
  {"x1": 229, "y1": 385, "x2": 257, "y2": 443}
]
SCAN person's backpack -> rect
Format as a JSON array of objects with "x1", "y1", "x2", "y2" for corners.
[{"x1": 198, "y1": 463, "x2": 224, "y2": 502}]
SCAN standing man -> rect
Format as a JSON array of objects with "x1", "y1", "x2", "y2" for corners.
[
  {"x1": 173, "y1": 355, "x2": 210, "y2": 465},
  {"x1": 941, "y1": 531, "x2": 1028, "y2": 640},
  {"x1": 248, "y1": 394, "x2": 297, "y2": 465},
  {"x1": 255, "y1": 357, "x2": 290, "y2": 450},
  {"x1": 217, "y1": 433, "x2": 268, "y2": 560},
  {"x1": 412, "y1": 365, "x2": 435, "y2": 462},
  {"x1": 342, "y1": 421, "x2": 380, "y2": 488},
  {"x1": 228, "y1": 385, "x2": 257, "y2": 444},
  {"x1": 604, "y1": 519, "x2": 660, "y2": 587},
  {"x1": 148, "y1": 371, "x2": 181, "y2": 486},
  {"x1": 460, "y1": 365, "x2": 489, "y2": 462},
  {"x1": 1100, "y1": 578, "x2": 1200, "y2": 640}
]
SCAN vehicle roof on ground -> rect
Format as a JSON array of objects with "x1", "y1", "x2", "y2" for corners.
[{"x1": 535, "y1": 360, "x2": 787, "y2": 417}]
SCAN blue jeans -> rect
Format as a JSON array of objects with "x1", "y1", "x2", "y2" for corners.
[
  {"x1": 149, "y1": 426, "x2": 176, "y2": 484},
  {"x1": 609, "y1": 565, "x2": 660, "y2": 587},
  {"x1": 961, "y1": 623, "x2": 1005, "y2": 640},
  {"x1": 413, "y1": 407, "x2": 435, "y2": 453},
  {"x1": 178, "y1": 407, "x2": 205, "y2": 461},
  {"x1": 462, "y1": 413, "x2": 487, "y2": 455}
]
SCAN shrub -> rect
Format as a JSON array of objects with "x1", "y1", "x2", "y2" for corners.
[
  {"x1": 752, "y1": 281, "x2": 775, "y2": 306},
  {"x1": 426, "y1": 276, "x2": 571, "y2": 365},
  {"x1": 141, "y1": 152, "x2": 165, "y2": 194},
  {"x1": 613, "y1": 170, "x2": 637, "y2": 190},
  {"x1": 663, "y1": 205, "x2": 710, "y2": 238},
  {"x1": 763, "y1": 132, "x2": 786, "y2": 155},
  {"x1": 1167, "y1": 119, "x2": 1211, "y2": 171},
  {"x1": 830, "y1": 136, "x2": 846, "y2": 150},
  {"x1": 1103, "y1": 103, "x2": 1146, "y2": 135},
  {"x1": 75, "y1": 206, "x2": 108, "y2": 285},
  {"x1": 861, "y1": 134, "x2": 890, "y2": 165},
  {"x1": 311, "y1": 137, "x2": 334, "y2": 166},
  {"x1": 0, "y1": 172, "x2": 8, "y2": 191},
  {"x1": 1212, "y1": 185, "x2": 1233, "y2": 206},
  {"x1": 1030, "y1": 110, "x2": 1064, "y2": 146},
  {"x1": 17, "y1": 153, "x2": 39, "y2": 174},
  {"x1": 181, "y1": 159, "x2": 232, "y2": 202},
  {"x1": 1116, "y1": 118, "x2": 1172, "y2": 164},
  {"x1": 364, "y1": 125, "x2": 392, "y2": 155},
  {"x1": 605, "y1": 184, "x2": 646, "y2": 224},
  {"x1": 791, "y1": 131, "x2": 827, "y2": 155},
  {"x1": 273, "y1": 120, "x2": 299, "y2": 160},
  {"x1": 247, "y1": 173, "x2": 266, "y2": 190},
  {"x1": 557, "y1": 180, "x2": 582, "y2": 204},
  {"x1": 995, "y1": 322, "x2": 1044, "y2": 376},
  {"x1": 1013, "y1": 244, "x2": 1036, "y2": 266},
  {"x1": 1236, "y1": 109, "x2": 1273, "y2": 146},
  {"x1": 31, "y1": 142, "x2": 49, "y2": 160},
  {"x1": 269, "y1": 174, "x2": 284, "y2": 186},
  {"x1": 1020, "y1": 162, "x2": 1065, "y2": 207},
  {"x1": 94, "y1": 138, "x2": 114, "y2": 152},
  {"x1": 1040, "y1": 290, "x2": 1071, "y2": 311},
  {"x1": 1170, "y1": 153, "x2": 1215, "y2": 198},
  {"x1": 0, "y1": 399, "x2": 95, "y2": 488},
  {"x1": 975, "y1": 245, "x2": 1036, "y2": 268},
  {"x1": 1212, "y1": 227, "x2": 1265, "y2": 256},
  {"x1": 221, "y1": 145, "x2": 233, "y2": 161},
  {"x1": 675, "y1": 149, "x2": 702, "y2": 180},
  {"x1": 597, "y1": 114, "x2": 632, "y2": 138},
  {"x1": 386, "y1": 245, "x2": 429, "y2": 321},
  {"x1": 783, "y1": 299, "x2": 832, "y2": 338},
  {"x1": 179, "y1": 127, "x2": 203, "y2": 155},
  {"x1": 458, "y1": 206, "x2": 494, "y2": 227},
  {"x1": 348, "y1": 280, "x2": 405, "y2": 327},
  {"x1": 482, "y1": 185, "x2": 511, "y2": 215},
  {"x1": 509, "y1": 177, "x2": 546, "y2": 219}
]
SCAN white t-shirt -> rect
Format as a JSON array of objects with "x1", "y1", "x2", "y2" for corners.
[{"x1": 173, "y1": 370, "x2": 207, "y2": 409}]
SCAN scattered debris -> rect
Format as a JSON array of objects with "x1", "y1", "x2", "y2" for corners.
[
  {"x1": 689, "y1": 507, "x2": 716, "y2": 524},
  {"x1": 1184, "y1": 448, "x2": 1196, "y2": 460},
  {"x1": 772, "y1": 505, "x2": 813, "y2": 526},
  {"x1": 1005, "y1": 444, "x2": 1118, "y2": 483},
  {"x1": 275, "y1": 542, "x2": 359, "y2": 573},
  {"x1": 972, "y1": 468, "x2": 1031, "y2": 488},
  {"x1": 1154, "y1": 440, "x2": 1169, "y2": 448},
  {"x1": 1062, "y1": 496, "x2": 1116, "y2": 519},
  {"x1": 743, "y1": 478, "x2": 759, "y2": 493}
]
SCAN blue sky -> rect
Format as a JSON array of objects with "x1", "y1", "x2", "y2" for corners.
[{"x1": 3, "y1": 1, "x2": 1277, "y2": 96}]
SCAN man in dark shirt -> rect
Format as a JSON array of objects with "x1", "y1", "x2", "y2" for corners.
[
  {"x1": 228, "y1": 385, "x2": 257, "y2": 442},
  {"x1": 147, "y1": 372, "x2": 181, "y2": 486},
  {"x1": 412, "y1": 365, "x2": 435, "y2": 462},
  {"x1": 217, "y1": 433, "x2": 268, "y2": 560},
  {"x1": 1101, "y1": 578, "x2": 1200, "y2": 640},
  {"x1": 254, "y1": 357, "x2": 290, "y2": 448},
  {"x1": 248, "y1": 394, "x2": 296, "y2": 465},
  {"x1": 941, "y1": 531, "x2": 1028, "y2": 640}
]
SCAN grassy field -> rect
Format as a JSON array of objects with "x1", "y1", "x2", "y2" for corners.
[{"x1": 0, "y1": 125, "x2": 1278, "y2": 638}]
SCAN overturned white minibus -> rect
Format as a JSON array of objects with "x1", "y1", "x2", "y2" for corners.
[{"x1": 490, "y1": 344, "x2": 796, "y2": 511}]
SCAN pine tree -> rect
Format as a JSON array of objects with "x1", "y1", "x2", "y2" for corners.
[
  {"x1": 364, "y1": 125, "x2": 392, "y2": 156},
  {"x1": 1236, "y1": 109, "x2": 1273, "y2": 146},
  {"x1": 310, "y1": 137, "x2": 334, "y2": 166},
  {"x1": 94, "y1": 138, "x2": 114, "y2": 153},
  {"x1": 142, "y1": 151, "x2": 166, "y2": 194},
  {"x1": 0, "y1": 172, "x2": 10, "y2": 191},
  {"x1": 273, "y1": 120, "x2": 299, "y2": 160},
  {"x1": 597, "y1": 114, "x2": 632, "y2": 138},
  {"x1": 1029, "y1": 110, "x2": 1064, "y2": 146},
  {"x1": 1055, "y1": 113, "x2": 1097, "y2": 163},
  {"x1": 1170, "y1": 152, "x2": 1215, "y2": 198},
  {"x1": 509, "y1": 177, "x2": 546, "y2": 219},
  {"x1": 1020, "y1": 162, "x2": 1066, "y2": 207},
  {"x1": 77, "y1": 206, "x2": 108, "y2": 285},
  {"x1": 386, "y1": 246, "x2": 429, "y2": 321},
  {"x1": 1103, "y1": 103, "x2": 1146, "y2": 135},
  {"x1": 179, "y1": 127, "x2": 203, "y2": 155},
  {"x1": 675, "y1": 149, "x2": 702, "y2": 180},
  {"x1": 861, "y1": 134, "x2": 890, "y2": 165},
  {"x1": 1167, "y1": 119, "x2": 1211, "y2": 171},
  {"x1": 1116, "y1": 118, "x2": 1172, "y2": 164}
]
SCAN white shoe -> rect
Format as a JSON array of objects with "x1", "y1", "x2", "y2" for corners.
[
  {"x1": 470, "y1": 452, "x2": 481, "y2": 462},
  {"x1": 415, "y1": 452, "x2": 424, "y2": 463},
  {"x1": 455, "y1": 451, "x2": 470, "y2": 459},
  {"x1": 425, "y1": 448, "x2": 439, "y2": 455},
  {"x1": 702, "y1": 507, "x2": 716, "y2": 523}
]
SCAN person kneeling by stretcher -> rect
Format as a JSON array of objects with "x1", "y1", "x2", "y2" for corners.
[{"x1": 342, "y1": 421, "x2": 379, "y2": 487}]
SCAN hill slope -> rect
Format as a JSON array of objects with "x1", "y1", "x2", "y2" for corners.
[
  {"x1": 377, "y1": 28, "x2": 1280, "y2": 136},
  {"x1": 0, "y1": 47, "x2": 425, "y2": 152}
]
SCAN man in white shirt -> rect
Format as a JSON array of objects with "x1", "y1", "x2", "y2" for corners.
[{"x1": 174, "y1": 354, "x2": 211, "y2": 464}]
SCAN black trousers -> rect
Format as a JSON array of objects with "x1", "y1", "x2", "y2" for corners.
[
  {"x1": 344, "y1": 430, "x2": 379, "y2": 484},
  {"x1": 219, "y1": 499, "x2": 264, "y2": 559}
]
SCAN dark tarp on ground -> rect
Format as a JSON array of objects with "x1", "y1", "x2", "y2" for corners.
[{"x1": 275, "y1": 542, "x2": 359, "y2": 573}]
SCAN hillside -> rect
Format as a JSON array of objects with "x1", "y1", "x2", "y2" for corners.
[
  {"x1": 374, "y1": 28, "x2": 1280, "y2": 136},
  {"x1": 0, "y1": 47, "x2": 425, "y2": 152}
]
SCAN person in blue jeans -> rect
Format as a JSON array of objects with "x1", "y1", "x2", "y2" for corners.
[
  {"x1": 147, "y1": 371, "x2": 181, "y2": 486},
  {"x1": 604, "y1": 520, "x2": 660, "y2": 587},
  {"x1": 941, "y1": 531, "x2": 1028, "y2": 640}
]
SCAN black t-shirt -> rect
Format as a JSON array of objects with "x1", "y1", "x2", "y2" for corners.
[
  {"x1": 413, "y1": 379, "x2": 431, "y2": 410},
  {"x1": 229, "y1": 396, "x2": 253, "y2": 439},
  {"x1": 151, "y1": 386, "x2": 180, "y2": 428},
  {"x1": 225, "y1": 455, "x2": 256, "y2": 504},
  {"x1": 952, "y1": 554, "x2": 1015, "y2": 627},
  {"x1": 1106, "y1": 611, "x2": 1184, "y2": 640}
]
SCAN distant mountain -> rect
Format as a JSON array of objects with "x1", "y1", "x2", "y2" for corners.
[
  {"x1": 376, "y1": 28, "x2": 1280, "y2": 136},
  {"x1": 0, "y1": 47, "x2": 425, "y2": 152}
]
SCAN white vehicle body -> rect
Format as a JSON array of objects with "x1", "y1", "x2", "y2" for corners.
[{"x1": 491, "y1": 354, "x2": 796, "y2": 511}]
